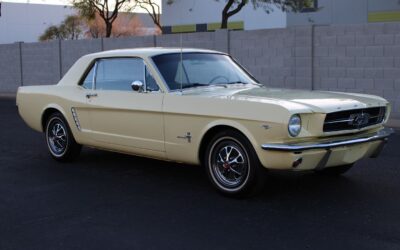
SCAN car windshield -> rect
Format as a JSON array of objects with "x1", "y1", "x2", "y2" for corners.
[{"x1": 152, "y1": 53, "x2": 258, "y2": 91}]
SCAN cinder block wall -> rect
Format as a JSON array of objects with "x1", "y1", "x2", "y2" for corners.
[
  {"x1": 103, "y1": 36, "x2": 154, "y2": 51},
  {"x1": 0, "y1": 23, "x2": 399, "y2": 118},
  {"x1": 61, "y1": 39, "x2": 102, "y2": 75},
  {"x1": 313, "y1": 23, "x2": 400, "y2": 118},
  {"x1": 21, "y1": 41, "x2": 61, "y2": 86},
  {"x1": 230, "y1": 27, "x2": 312, "y2": 90},
  {"x1": 0, "y1": 43, "x2": 21, "y2": 93}
]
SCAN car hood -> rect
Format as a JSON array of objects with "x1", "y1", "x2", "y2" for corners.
[{"x1": 183, "y1": 86, "x2": 388, "y2": 113}]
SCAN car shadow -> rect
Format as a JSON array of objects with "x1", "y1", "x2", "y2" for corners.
[{"x1": 73, "y1": 147, "x2": 369, "y2": 204}]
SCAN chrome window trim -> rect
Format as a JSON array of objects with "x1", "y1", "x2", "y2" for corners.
[{"x1": 92, "y1": 60, "x2": 98, "y2": 91}]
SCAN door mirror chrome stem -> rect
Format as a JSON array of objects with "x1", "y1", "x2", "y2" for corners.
[
  {"x1": 131, "y1": 81, "x2": 145, "y2": 92},
  {"x1": 131, "y1": 64, "x2": 149, "y2": 93}
]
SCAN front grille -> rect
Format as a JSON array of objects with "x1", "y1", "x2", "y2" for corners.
[{"x1": 323, "y1": 107, "x2": 386, "y2": 132}]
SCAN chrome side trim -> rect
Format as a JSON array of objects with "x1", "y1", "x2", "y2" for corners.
[
  {"x1": 261, "y1": 127, "x2": 394, "y2": 152},
  {"x1": 177, "y1": 132, "x2": 192, "y2": 143}
]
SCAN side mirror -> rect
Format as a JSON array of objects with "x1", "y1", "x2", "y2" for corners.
[{"x1": 131, "y1": 80, "x2": 144, "y2": 92}]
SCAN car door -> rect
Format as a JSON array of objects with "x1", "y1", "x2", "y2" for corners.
[{"x1": 84, "y1": 57, "x2": 165, "y2": 152}]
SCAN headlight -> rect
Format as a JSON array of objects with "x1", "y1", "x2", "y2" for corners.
[{"x1": 288, "y1": 114, "x2": 301, "y2": 137}]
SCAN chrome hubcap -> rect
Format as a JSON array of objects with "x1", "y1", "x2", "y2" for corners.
[
  {"x1": 47, "y1": 120, "x2": 67, "y2": 156},
  {"x1": 212, "y1": 143, "x2": 248, "y2": 188}
]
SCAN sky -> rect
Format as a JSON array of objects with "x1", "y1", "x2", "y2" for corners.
[
  {"x1": 2, "y1": 0, "x2": 162, "y2": 13},
  {"x1": 3, "y1": 0, "x2": 76, "y2": 5}
]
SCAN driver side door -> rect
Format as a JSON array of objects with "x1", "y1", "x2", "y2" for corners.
[{"x1": 84, "y1": 57, "x2": 165, "y2": 152}]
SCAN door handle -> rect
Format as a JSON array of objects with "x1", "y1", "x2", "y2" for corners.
[{"x1": 86, "y1": 93, "x2": 98, "y2": 99}]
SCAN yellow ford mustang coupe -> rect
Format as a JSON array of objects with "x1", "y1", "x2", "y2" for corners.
[{"x1": 17, "y1": 48, "x2": 393, "y2": 196}]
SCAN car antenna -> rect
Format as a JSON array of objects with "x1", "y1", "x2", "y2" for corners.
[{"x1": 180, "y1": 32, "x2": 183, "y2": 94}]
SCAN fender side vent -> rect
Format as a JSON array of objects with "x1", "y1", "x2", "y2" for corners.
[{"x1": 71, "y1": 108, "x2": 81, "y2": 131}]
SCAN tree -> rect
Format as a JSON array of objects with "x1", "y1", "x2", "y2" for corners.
[
  {"x1": 85, "y1": 12, "x2": 145, "y2": 38},
  {"x1": 220, "y1": 0, "x2": 311, "y2": 29},
  {"x1": 72, "y1": 0, "x2": 135, "y2": 37},
  {"x1": 39, "y1": 26, "x2": 66, "y2": 41},
  {"x1": 167, "y1": 0, "x2": 309, "y2": 29},
  {"x1": 134, "y1": 0, "x2": 162, "y2": 33},
  {"x1": 112, "y1": 13, "x2": 146, "y2": 37},
  {"x1": 39, "y1": 15, "x2": 84, "y2": 41},
  {"x1": 60, "y1": 15, "x2": 84, "y2": 40}
]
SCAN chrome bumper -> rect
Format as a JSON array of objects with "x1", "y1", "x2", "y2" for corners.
[{"x1": 261, "y1": 127, "x2": 394, "y2": 152}]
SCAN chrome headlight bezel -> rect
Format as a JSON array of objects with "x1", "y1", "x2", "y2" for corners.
[{"x1": 288, "y1": 114, "x2": 302, "y2": 137}]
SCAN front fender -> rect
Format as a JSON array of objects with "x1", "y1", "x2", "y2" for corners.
[{"x1": 198, "y1": 119, "x2": 259, "y2": 153}]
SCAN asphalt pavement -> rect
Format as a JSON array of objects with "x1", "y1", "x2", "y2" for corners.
[{"x1": 0, "y1": 98, "x2": 399, "y2": 250}]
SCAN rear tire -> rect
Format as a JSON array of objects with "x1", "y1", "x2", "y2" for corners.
[
  {"x1": 315, "y1": 164, "x2": 354, "y2": 176},
  {"x1": 204, "y1": 129, "x2": 266, "y2": 198},
  {"x1": 45, "y1": 112, "x2": 81, "y2": 162}
]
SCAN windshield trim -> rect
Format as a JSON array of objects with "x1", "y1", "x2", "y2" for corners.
[{"x1": 150, "y1": 52, "x2": 260, "y2": 93}]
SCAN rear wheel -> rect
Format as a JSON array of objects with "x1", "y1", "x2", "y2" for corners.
[
  {"x1": 204, "y1": 130, "x2": 265, "y2": 197},
  {"x1": 315, "y1": 164, "x2": 354, "y2": 176},
  {"x1": 45, "y1": 112, "x2": 81, "y2": 162}
]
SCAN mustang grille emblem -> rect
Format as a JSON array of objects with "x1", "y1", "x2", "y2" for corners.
[{"x1": 348, "y1": 112, "x2": 370, "y2": 128}]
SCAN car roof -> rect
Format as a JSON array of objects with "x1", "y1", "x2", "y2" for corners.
[
  {"x1": 85, "y1": 47, "x2": 226, "y2": 59},
  {"x1": 58, "y1": 47, "x2": 228, "y2": 87}
]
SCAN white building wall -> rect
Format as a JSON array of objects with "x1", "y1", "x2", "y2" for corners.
[
  {"x1": 287, "y1": 0, "x2": 400, "y2": 27},
  {"x1": 161, "y1": 0, "x2": 286, "y2": 30},
  {"x1": 0, "y1": 2, "x2": 75, "y2": 44},
  {"x1": 0, "y1": 2, "x2": 157, "y2": 44}
]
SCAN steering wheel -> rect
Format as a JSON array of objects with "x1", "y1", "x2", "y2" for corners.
[{"x1": 209, "y1": 75, "x2": 229, "y2": 84}]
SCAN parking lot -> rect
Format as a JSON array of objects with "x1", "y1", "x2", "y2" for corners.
[{"x1": 0, "y1": 97, "x2": 399, "y2": 249}]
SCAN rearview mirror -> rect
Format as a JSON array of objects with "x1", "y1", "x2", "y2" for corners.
[{"x1": 131, "y1": 80, "x2": 144, "y2": 92}]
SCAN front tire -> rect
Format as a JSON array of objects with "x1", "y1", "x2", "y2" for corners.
[
  {"x1": 204, "y1": 130, "x2": 265, "y2": 197},
  {"x1": 45, "y1": 112, "x2": 81, "y2": 162}
]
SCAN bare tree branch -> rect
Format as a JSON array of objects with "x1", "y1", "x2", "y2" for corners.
[
  {"x1": 135, "y1": 0, "x2": 162, "y2": 32},
  {"x1": 72, "y1": 0, "x2": 132, "y2": 37}
]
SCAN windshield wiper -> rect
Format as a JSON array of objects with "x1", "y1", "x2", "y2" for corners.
[
  {"x1": 226, "y1": 81, "x2": 249, "y2": 85},
  {"x1": 227, "y1": 81, "x2": 265, "y2": 87},
  {"x1": 181, "y1": 83, "x2": 210, "y2": 89}
]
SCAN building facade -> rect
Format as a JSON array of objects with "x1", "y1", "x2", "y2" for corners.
[
  {"x1": 287, "y1": 0, "x2": 400, "y2": 26},
  {"x1": 0, "y1": 2, "x2": 75, "y2": 44},
  {"x1": 0, "y1": 1, "x2": 158, "y2": 44},
  {"x1": 161, "y1": 0, "x2": 400, "y2": 33}
]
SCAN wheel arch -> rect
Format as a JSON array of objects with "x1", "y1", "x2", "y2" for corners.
[
  {"x1": 41, "y1": 104, "x2": 69, "y2": 132},
  {"x1": 197, "y1": 120, "x2": 259, "y2": 166}
]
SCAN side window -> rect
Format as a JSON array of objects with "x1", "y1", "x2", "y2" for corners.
[
  {"x1": 95, "y1": 58, "x2": 144, "y2": 91},
  {"x1": 145, "y1": 68, "x2": 160, "y2": 91},
  {"x1": 81, "y1": 65, "x2": 95, "y2": 89}
]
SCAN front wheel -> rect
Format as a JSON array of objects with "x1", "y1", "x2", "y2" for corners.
[
  {"x1": 204, "y1": 130, "x2": 265, "y2": 197},
  {"x1": 45, "y1": 112, "x2": 81, "y2": 162}
]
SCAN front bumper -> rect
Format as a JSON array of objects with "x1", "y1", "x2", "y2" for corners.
[
  {"x1": 259, "y1": 127, "x2": 394, "y2": 170},
  {"x1": 262, "y1": 127, "x2": 393, "y2": 152}
]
